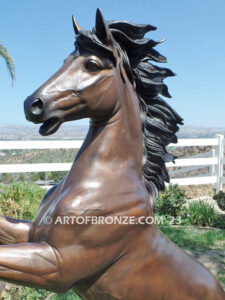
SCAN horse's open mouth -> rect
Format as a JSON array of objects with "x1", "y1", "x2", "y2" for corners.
[{"x1": 39, "y1": 117, "x2": 61, "y2": 136}]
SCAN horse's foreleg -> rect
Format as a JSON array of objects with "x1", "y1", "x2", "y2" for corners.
[
  {"x1": 0, "y1": 242, "x2": 63, "y2": 292},
  {"x1": 0, "y1": 216, "x2": 31, "y2": 245}
]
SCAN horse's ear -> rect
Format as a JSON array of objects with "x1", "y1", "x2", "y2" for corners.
[
  {"x1": 95, "y1": 8, "x2": 114, "y2": 46},
  {"x1": 72, "y1": 15, "x2": 82, "y2": 34}
]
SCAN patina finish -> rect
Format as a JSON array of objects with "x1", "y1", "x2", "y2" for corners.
[{"x1": 0, "y1": 9, "x2": 224, "y2": 300}]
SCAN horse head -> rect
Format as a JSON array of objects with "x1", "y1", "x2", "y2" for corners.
[{"x1": 24, "y1": 9, "x2": 124, "y2": 136}]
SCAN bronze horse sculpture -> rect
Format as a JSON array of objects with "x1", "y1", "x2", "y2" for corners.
[{"x1": 0, "y1": 9, "x2": 224, "y2": 300}]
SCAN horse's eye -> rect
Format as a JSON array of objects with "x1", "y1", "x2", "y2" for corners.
[{"x1": 85, "y1": 60, "x2": 102, "y2": 72}]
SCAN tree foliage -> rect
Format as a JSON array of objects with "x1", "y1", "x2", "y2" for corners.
[{"x1": 0, "y1": 41, "x2": 15, "y2": 84}]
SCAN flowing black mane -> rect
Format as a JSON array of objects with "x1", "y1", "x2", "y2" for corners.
[{"x1": 75, "y1": 18, "x2": 183, "y2": 195}]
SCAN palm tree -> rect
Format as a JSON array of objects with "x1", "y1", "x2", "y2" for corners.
[{"x1": 0, "y1": 41, "x2": 15, "y2": 85}]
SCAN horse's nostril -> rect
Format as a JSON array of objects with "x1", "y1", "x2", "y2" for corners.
[{"x1": 31, "y1": 98, "x2": 44, "y2": 115}]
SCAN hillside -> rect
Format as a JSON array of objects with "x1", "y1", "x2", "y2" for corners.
[
  {"x1": 1, "y1": 125, "x2": 225, "y2": 141},
  {"x1": 0, "y1": 149, "x2": 78, "y2": 164},
  {"x1": 0, "y1": 124, "x2": 88, "y2": 141},
  {"x1": 177, "y1": 126, "x2": 225, "y2": 138}
]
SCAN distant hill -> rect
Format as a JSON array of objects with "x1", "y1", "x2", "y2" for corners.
[
  {"x1": 177, "y1": 126, "x2": 225, "y2": 138},
  {"x1": 0, "y1": 124, "x2": 88, "y2": 141},
  {"x1": 0, "y1": 124, "x2": 224, "y2": 141}
]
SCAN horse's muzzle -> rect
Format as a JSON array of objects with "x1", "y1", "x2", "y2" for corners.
[{"x1": 24, "y1": 96, "x2": 44, "y2": 123}]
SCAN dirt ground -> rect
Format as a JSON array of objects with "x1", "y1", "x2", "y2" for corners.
[
  {"x1": 187, "y1": 247, "x2": 225, "y2": 290},
  {"x1": 180, "y1": 184, "x2": 225, "y2": 199}
]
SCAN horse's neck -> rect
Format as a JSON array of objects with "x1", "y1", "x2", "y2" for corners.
[{"x1": 65, "y1": 84, "x2": 143, "y2": 186}]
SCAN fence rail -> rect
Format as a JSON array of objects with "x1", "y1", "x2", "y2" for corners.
[{"x1": 0, "y1": 135, "x2": 224, "y2": 192}]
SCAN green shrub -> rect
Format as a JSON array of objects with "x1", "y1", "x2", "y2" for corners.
[
  {"x1": 213, "y1": 214, "x2": 225, "y2": 229},
  {"x1": 2, "y1": 284, "x2": 50, "y2": 300},
  {"x1": 0, "y1": 182, "x2": 45, "y2": 220},
  {"x1": 213, "y1": 191, "x2": 225, "y2": 211},
  {"x1": 187, "y1": 200, "x2": 216, "y2": 227},
  {"x1": 2, "y1": 285, "x2": 81, "y2": 300},
  {"x1": 154, "y1": 213, "x2": 188, "y2": 226},
  {"x1": 154, "y1": 185, "x2": 187, "y2": 218},
  {"x1": 47, "y1": 171, "x2": 67, "y2": 183}
]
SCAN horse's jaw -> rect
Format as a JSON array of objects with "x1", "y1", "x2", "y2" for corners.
[{"x1": 39, "y1": 117, "x2": 62, "y2": 136}]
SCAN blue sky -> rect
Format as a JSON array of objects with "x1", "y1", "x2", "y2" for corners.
[{"x1": 0, "y1": 0, "x2": 225, "y2": 127}]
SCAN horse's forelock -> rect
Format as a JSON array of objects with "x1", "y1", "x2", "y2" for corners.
[{"x1": 75, "y1": 31, "x2": 116, "y2": 65}]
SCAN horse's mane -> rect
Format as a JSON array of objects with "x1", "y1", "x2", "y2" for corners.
[{"x1": 75, "y1": 18, "x2": 183, "y2": 195}]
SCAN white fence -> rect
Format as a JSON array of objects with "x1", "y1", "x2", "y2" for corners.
[
  {"x1": 0, "y1": 135, "x2": 224, "y2": 192},
  {"x1": 167, "y1": 135, "x2": 224, "y2": 192}
]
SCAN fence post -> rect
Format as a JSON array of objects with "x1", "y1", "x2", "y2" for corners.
[
  {"x1": 210, "y1": 148, "x2": 216, "y2": 177},
  {"x1": 215, "y1": 135, "x2": 224, "y2": 193}
]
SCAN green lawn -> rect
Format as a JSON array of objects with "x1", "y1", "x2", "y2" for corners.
[
  {"x1": 160, "y1": 226, "x2": 225, "y2": 290},
  {"x1": 160, "y1": 226, "x2": 225, "y2": 250},
  {"x1": 51, "y1": 290, "x2": 81, "y2": 300}
]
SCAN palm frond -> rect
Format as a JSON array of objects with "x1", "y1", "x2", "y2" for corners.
[{"x1": 0, "y1": 41, "x2": 16, "y2": 84}]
